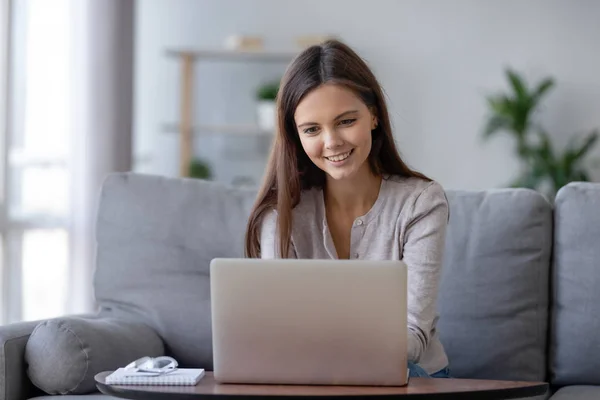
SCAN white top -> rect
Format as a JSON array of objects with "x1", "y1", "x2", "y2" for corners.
[{"x1": 259, "y1": 175, "x2": 450, "y2": 374}]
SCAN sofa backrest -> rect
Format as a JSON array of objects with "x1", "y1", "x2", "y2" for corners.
[
  {"x1": 436, "y1": 188, "x2": 552, "y2": 382},
  {"x1": 93, "y1": 172, "x2": 581, "y2": 383},
  {"x1": 93, "y1": 173, "x2": 257, "y2": 368},
  {"x1": 550, "y1": 182, "x2": 600, "y2": 386}
]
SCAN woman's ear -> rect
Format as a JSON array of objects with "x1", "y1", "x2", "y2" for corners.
[{"x1": 369, "y1": 107, "x2": 378, "y2": 130}]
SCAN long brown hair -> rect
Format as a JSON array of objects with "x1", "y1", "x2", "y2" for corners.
[{"x1": 244, "y1": 39, "x2": 430, "y2": 258}]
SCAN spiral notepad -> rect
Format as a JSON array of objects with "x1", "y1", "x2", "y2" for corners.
[{"x1": 105, "y1": 368, "x2": 205, "y2": 386}]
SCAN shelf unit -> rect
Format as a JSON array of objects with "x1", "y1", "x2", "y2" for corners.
[
  {"x1": 165, "y1": 48, "x2": 297, "y2": 177},
  {"x1": 161, "y1": 123, "x2": 273, "y2": 136}
]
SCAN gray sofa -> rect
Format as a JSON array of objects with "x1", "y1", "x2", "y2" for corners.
[{"x1": 1, "y1": 172, "x2": 599, "y2": 400}]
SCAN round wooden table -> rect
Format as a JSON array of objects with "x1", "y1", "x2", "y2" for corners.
[{"x1": 95, "y1": 371, "x2": 548, "y2": 400}]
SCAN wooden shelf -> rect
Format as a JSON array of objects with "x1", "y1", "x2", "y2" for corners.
[
  {"x1": 162, "y1": 123, "x2": 274, "y2": 136},
  {"x1": 165, "y1": 48, "x2": 297, "y2": 62},
  {"x1": 165, "y1": 47, "x2": 292, "y2": 176}
]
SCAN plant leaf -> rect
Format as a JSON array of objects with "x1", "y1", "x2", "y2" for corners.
[
  {"x1": 483, "y1": 115, "x2": 512, "y2": 138},
  {"x1": 486, "y1": 95, "x2": 513, "y2": 116},
  {"x1": 504, "y1": 70, "x2": 541, "y2": 137},
  {"x1": 561, "y1": 130, "x2": 599, "y2": 172},
  {"x1": 532, "y1": 130, "x2": 555, "y2": 165},
  {"x1": 533, "y1": 78, "x2": 555, "y2": 103},
  {"x1": 573, "y1": 130, "x2": 599, "y2": 160},
  {"x1": 506, "y1": 68, "x2": 528, "y2": 99}
]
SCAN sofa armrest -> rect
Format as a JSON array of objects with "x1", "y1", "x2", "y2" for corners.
[
  {"x1": 25, "y1": 315, "x2": 164, "y2": 395},
  {"x1": 0, "y1": 314, "x2": 99, "y2": 400},
  {"x1": 0, "y1": 319, "x2": 41, "y2": 400}
]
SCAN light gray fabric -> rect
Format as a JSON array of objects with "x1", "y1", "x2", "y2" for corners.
[
  {"x1": 25, "y1": 390, "x2": 552, "y2": 400},
  {"x1": 436, "y1": 188, "x2": 552, "y2": 381},
  {"x1": 20, "y1": 172, "x2": 593, "y2": 396},
  {"x1": 260, "y1": 176, "x2": 450, "y2": 375},
  {"x1": 549, "y1": 386, "x2": 600, "y2": 400},
  {"x1": 0, "y1": 320, "x2": 43, "y2": 400},
  {"x1": 93, "y1": 173, "x2": 257, "y2": 369},
  {"x1": 550, "y1": 182, "x2": 600, "y2": 386},
  {"x1": 24, "y1": 316, "x2": 163, "y2": 395},
  {"x1": 29, "y1": 395, "x2": 110, "y2": 400},
  {"x1": 515, "y1": 392, "x2": 551, "y2": 400},
  {"x1": 25, "y1": 391, "x2": 552, "y2": 400},
  {"x1": 527, "y1": 392, "x2": 551, "y2": 400}
]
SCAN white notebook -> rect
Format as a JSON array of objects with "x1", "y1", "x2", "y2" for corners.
[{"x1": 105, "y1": 368, "x2": 205, "y2": 386}]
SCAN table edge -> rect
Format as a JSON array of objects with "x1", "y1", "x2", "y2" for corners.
[{"x1": 95, "y1": 371, "x2": 548, "y2": 400}]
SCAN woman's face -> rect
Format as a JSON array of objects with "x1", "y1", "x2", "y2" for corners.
[{"x1": 293, "y1": 84, "x2": 377, "y2": 182}]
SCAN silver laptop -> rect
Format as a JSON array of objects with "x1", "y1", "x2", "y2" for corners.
[{"x1": 210, "y1": 258, "x2": 408, "y2": 386}]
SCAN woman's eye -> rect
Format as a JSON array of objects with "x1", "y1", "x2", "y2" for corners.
[
  {"x1": 340, "y1": 118, "x2": 356, "y2": 126},
  {"x1": 303, "y1": 126, "x2": 318, "y2": 134}
]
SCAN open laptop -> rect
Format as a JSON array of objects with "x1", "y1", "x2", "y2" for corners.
[{"x1": 209, "y1": 258, "x2": 408, "y2": 386}]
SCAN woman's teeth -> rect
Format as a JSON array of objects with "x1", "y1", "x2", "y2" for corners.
[{"x1": 326, "y1": 150, "x2": 352, "y2": 162}]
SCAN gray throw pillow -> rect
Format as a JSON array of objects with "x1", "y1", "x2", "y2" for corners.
[{"x1": 25, "y1": 316, "x2": 164, "y2": 395}]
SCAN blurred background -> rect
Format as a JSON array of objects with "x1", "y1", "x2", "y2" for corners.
[{"x1": 0, "y1": 0, "x2": 599, "y2": 324}]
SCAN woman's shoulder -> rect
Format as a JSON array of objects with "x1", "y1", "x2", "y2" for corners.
[
  {"x1": 385, "y1": 174, "x2": 446, "y2": 198},
  {"x1": 383, "y1": 175, "x2": 449, "y2": 216}
]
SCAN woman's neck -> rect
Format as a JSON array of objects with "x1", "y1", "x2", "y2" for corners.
[{"x1": 324, "y1": 166, "x2": 383, "y2": 218}]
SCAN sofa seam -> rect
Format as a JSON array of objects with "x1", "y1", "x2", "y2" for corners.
[
  {"x1": 545, "y1": 203, "x2": 555, "y2": 386},
  {"x1": 537, "y1": 202, "x2": 552, "y2": 383}
]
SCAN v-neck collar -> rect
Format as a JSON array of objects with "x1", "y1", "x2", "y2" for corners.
[{"x1": 320, "y1": 176, "x2": 389, "y2": 259}]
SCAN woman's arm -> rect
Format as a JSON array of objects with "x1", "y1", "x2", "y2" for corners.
[
  {"x1": 402, "y1": 181, "x2": 449, "y2": 363},
  {"x1": 260, "y1": 209, "x2": 298, "y2": 259}
]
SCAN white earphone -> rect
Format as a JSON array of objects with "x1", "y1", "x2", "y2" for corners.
[{"x1": 125, "y1": 356, "x2": 179, "y2": 373}]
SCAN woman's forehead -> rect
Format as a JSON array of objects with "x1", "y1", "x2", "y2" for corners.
[{"x1": 294, "y1": 84, "x2": 366, "y2": 124}]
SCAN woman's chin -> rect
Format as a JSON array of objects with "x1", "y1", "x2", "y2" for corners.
[
  {"x1": 322, "y1": 160, "x2": 373, "y2": 183},
  {"x1": 324, "y1": 167, "x2": 358, "y2": 182}
]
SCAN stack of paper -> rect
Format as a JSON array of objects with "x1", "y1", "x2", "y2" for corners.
[{"x1": 105, "y1": 368, "x2": 205, "y2": 386}]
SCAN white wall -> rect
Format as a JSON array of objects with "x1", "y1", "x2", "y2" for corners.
[{"x1": 134, "y1": 0, "x2": 600, "y2": 190}]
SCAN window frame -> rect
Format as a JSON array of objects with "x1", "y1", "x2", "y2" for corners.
[{"x1": 0, "y1": 0, "x2": 12, "y2": 324}]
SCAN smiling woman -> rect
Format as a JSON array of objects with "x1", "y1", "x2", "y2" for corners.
[
  {"x1": 243, "y1": 39, "x2": 452, "y2": 379},
  {"x1": 244, "y1": 39, "x2": 432, "y2": 260},
  {"x1": 294, "y1": 85, "x2": 375, "y2": 183}
]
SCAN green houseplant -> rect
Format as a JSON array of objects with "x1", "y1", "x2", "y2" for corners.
[
  {"x1": 256, "y1": 81, "x2": 279, "y2": 101},
  {"x1": 482, "y1": 68, "x2": 598, "y2": 199},
  {"x1": 255, "y1": 81, "x2": 279, "y2": 132},
  {"x1": 188, "y1": 158, "x2": 212, "y2": 180}
]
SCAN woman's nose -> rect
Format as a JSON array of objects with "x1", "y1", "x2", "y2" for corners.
[{"x1": 323, "y1": 128, "x2": 344, "y2": 149}]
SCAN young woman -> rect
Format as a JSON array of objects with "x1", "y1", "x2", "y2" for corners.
[{"x1": 244, "y1": 40, "x2": 451, "y2": 379}]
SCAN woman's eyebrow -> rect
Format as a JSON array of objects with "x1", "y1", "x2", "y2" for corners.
[{"x1": 297, "y1": 110, "x2": 359, "y2": 128}]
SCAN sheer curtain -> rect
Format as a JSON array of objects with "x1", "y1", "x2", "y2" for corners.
[
  {"x1": 0, "y1": 0, "x2": 10, "y2": 324},
  {"x1": 68, "y1": 0, "x2": 135, "y2": 315},
  {"x1": 1, "y1": 0, "x2": 134, "y2": 323}
]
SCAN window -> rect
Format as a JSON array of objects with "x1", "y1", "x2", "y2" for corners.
[
  {"x1": 0, "y1": 0, "x2": 11, "y2": 324},
  {"x1": 1, "y1": 0, "x2": 72, "y2": 324}
]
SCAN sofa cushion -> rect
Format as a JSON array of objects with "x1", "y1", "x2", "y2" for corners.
[
  {"x1": 24, "y1": 317, "x2": 163, "y2": 395},
  {"x1": 29, "y1": 395, "x2": 110, "y2": 400},
  {"x1": 437, "y1": 188, "x2": 552, "y2": 381},
  {"x1": 550, "y1": 182, "x2": 600, "y2": 385},
  {"x1": 549, "y1": 386, "x2": 600, "y2": 400},
  {"x1": 93, "y1": 173, "x2": 257, "y2": 368}
]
